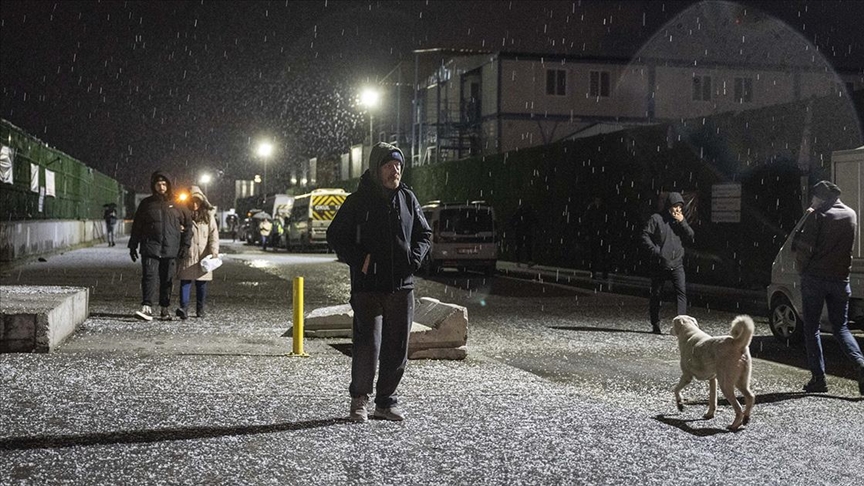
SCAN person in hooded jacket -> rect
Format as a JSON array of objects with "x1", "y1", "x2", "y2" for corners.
[
  {"x1": 792, "y1": 180, "x2": 864, "y2": 395},
  {"x1": 327, "y1": 141, "x2": 432, "y2": 422},
  {"x1": 128, "y1": 170, "x2": 192, "y2": 321},
  {"x1": 175, "y1": 185, "x2": 220, "y2": 320},
  {"x1": 641, "y1": 191, "x2": 694, "y2": 334}
]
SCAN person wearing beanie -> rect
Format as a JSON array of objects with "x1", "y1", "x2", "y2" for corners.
[
  {"x1": 128, "y1": 170, "x2": 192, "y2": 321},
  {"x1": 640, "y1": 191, "x2": 695, "y2": 334},
  {"x1": 327, "y1": 141, "x2": 432, "y2": 422},
  {"x1": 792, "y1": 180, "x2": 864, "y2": 395},
  {"x1": 175, "y1": 185, "x2": 220, "y2": 320}
]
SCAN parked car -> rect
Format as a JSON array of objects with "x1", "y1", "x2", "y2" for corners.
[{"x1": 421, "y1": 200, "x2": 498, "y2": 276}]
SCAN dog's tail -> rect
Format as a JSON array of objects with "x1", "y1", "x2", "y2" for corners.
[{"x1": 730, "y1": 315, "x2": 755, "y2": 347}]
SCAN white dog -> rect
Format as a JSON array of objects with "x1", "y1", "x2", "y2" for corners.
[{"x1": 671, "y1": 314, "x2": 756, "y2": 431}]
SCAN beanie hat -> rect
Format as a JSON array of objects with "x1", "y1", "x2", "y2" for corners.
[
  {"x1": 811, "y1": 180, "x2": 841, "y2": 200},
  {"x1": 381, "y1": 149, "x2": 404, "y2": 168}
]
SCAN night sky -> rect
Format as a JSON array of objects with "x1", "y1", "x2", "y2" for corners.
[{"x1": 2, "y1": 0, "x2": 863, "y2": 207}]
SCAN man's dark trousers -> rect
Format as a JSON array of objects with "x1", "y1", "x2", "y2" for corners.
[
  {"x1": 649, "y1": 266, "x2": 687, "y2": 325},
  {"x1": 141, "y1": 255, "x2": 177, "y2": 308},
  {"x1": 349, "y1": 289, "x2": 413, "y2": 409}
]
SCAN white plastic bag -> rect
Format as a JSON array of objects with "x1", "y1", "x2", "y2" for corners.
[{"x1": 200, "y1": 254, "x2": 223, "y2": 273}]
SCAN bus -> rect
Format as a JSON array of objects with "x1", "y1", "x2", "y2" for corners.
[{"x1": 285, "y1": 188, "x2": 349, "y2": 252}]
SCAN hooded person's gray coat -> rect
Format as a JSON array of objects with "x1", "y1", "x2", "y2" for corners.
[{"x1": 641, "y1": 192, "x2": 694, "y2": 271}]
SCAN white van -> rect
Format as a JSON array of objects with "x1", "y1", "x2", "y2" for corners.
[
  {"x1": 421, "y1": 200, "x2": 498, "y2": 276},
  {"x1": 286, "y1": 188, "x2": 349, "y2": 252},
  {"x1": 767, "y1": 147, "x2": 864, "y2": 342}
]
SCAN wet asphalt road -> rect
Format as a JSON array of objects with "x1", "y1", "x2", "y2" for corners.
[{"x1": 1, "y1": 239, "x2": 862, "y2": 485}]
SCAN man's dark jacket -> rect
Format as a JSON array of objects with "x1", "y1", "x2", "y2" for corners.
[
  {"x1": 327, "y1": 165, "x2": 432, "y2": 293},
  {"x1": 641, "y1": 192, "x2": 694, "y2": 271},
  {"x1": 792, "y1": 196, "x2": 857, "y2": 280},
  {"x1": 128, "y1": 170, "x2": 191, "y2": 258}
]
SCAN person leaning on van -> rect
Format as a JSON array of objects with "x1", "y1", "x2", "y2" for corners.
[
  {"x1": 326, "y1": 141, "x2": 432, "y2": 422},
  {"x1": 791, "y1": 180, "x2": 864, "y2": 395}
]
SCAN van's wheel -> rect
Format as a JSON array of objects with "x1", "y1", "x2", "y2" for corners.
[{"x1": 770, "y1": 295, "x2": 804, "y2": 345}]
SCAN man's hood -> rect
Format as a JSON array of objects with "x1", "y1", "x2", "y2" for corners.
[
  {"x1": 665, "y1": 192, "x2": 684, "y2": 208},
  {"x1": 368, "y1": 141, "x2": 405, "y2": 188},
  {"x1": 150, "y1": 170, "x2": 174, "y2": 196}
]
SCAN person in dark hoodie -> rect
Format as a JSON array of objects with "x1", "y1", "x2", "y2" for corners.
[
  {"x1": 641, "y1": 191, "x2": 694, "y2": 334},
  {"x1": 128, "y1": 170, "x2": 192, "y2": 321},
  {"x1": 327, "y1": 141, "x2": 432, "y2": 422},
  {"x1": 792, "y1": 180, "x2": 864, "y2": 395}
]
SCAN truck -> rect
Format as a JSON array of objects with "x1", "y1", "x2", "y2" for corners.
[
  {"x1": 767, "y1": 146, "x2": 864, "y2": 343},
  {"x1": 285, "y1": 188, "x2": 349, "y2": 252}
]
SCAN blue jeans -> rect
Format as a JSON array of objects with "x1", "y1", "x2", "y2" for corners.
[
  {"x1": 801, "y1": 275, "x2": 864, "y2": 379},
  {"x1": 179, "y1": 280, "x2": 208, "y2": 311},
  {"x1": 261, "y1": 235, "x2": 269, "y2": 250},
  {"x1": 649, "y1": 266, "x2": 687, "y2": 325},
  {"x1": 349, "y1": 289, "x2": 414, "y2": 408}
]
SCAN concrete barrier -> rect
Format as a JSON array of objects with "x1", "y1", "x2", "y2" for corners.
[
  {"x1": 298, "y1": 297, "x2": 468, "y2": 360},
  {"x1": 0, "y1": 285, "x2": 89, "y2": 353},
  {"x1": 0, "y1": 219, "x2": 129, "y2": 262}
]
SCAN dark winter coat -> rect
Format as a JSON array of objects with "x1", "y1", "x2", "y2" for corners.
[
  {"x1": 641, "y1": 192, "x2": 694, "y2": 271},
  {"x1": 327, "y1": 145, "x2": 432, "y2": 293},
  {"x1": 128, "y1": 170, "x2": 192, "y2": 259},
  {"x1": 792, "y1": 196, "x2": 857, "y2": 280}
]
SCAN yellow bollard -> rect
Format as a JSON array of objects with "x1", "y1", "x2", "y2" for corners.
[{"x1": 290, "y1": 276, "x2": 309, "y2": 357}]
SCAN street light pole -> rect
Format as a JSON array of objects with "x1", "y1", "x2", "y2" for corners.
[{"x1": 256, "y1": 141, "x2": 274, "y2": 197}]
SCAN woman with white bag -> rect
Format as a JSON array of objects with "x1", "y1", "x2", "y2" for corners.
[{"x1": 175, "y1": 186, "x2": 220, "y2": 319}]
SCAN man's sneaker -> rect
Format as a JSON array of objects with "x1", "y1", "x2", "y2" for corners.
[
  {"x1": 134, "y1": 305, "x2": 153, "y2": 321},
  {"x1": 803, "y1": 378, "x2": 828, "y2": 393},
  {"x1": 175, "y1": 308, "x2": 188, "y2": 320},
  {"x1": 373, "y1": 406, "x2": 405, "y2": 421},
  {"x1": 159, "y1": 307, "x2": 173, "y2": 321},
  {"x1": 651, "y1": 323, "x2": 662, "y2": 335},
  {"x1": 349, "y1": 395, "x2": 369, "y2": 422}
]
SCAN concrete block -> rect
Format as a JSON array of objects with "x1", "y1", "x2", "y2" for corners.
[
  {"x1": 409, "y1": 297, "x2": 468, "y2": 351},
  {"x1": 300, "y1": 297, "x2": 469, "y2": 360},
  {"x1": 0, "y1": 285, "x2": 89, "y2": 353}
]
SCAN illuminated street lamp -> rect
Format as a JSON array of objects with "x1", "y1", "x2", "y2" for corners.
[
  {"x1": 256, "y1": 141, "x2": 274, "y2": 196},
  {"x1": 198, "y1": 173, "x2": 212, "y2": 195},
  {"x1": 360, "y1": 87, "x2": 380, "y2": 145}
]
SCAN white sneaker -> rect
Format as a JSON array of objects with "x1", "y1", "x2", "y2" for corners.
[
  {"x1": 373, "y1": 406, "x2": 405, "y2": 421},
  {"x1": 135, "y1": 305, "x2": 153, "y2": 321},
  {"x1": 349, "y1": 395, "x2": 369, "y2": 422}
]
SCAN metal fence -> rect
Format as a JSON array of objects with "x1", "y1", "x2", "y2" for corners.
[{"x1": 1, "y1": 119, "x2": 131, "y2": 221}]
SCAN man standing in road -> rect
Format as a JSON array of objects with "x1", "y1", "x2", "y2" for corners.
[
  {"x1": 641, "y1": 192, "x2": 694, "y2": 334},
  {"x1": 792, "y1": 180, "x2": 864, "y2": 395},
  {"x1": 128, "y1": 170, "x2": 191, "y2": 321},
  {"x1": 327, "y1": 141, "x2": 432, "y2": 422}
]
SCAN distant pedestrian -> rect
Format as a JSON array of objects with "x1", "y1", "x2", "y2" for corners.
[
  {"x1": 227, "y1": 214, "x2": 239, "y2": 242},
  {"x1": 175, "y1": 186, "x2": 219, "y2": 320},
  {"x1": 260, "y1": 217, "x2": 273, "y2": 251},
  {"x1": 641, "y1": 192, "x2": 694, "y2": 335},
  {"x1": 792, "y1": 180, "x2": 864, "y2": 395},
  {"x1": 582, "y1": 196, "x2": 608, "y2": 279},
  {"x1": 327, "y1": 141, "x2": 432, "y2": 422},
  {"x1": 103, "y1": 205, "x2": 118, "y2": 247},
  {"x1": 128, "y1": 170, "x2": 191, "y2": 321}
]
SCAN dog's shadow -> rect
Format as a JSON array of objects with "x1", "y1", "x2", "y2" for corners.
[{"x1": 654, "y1": 413, "x2": 732, "y2": 436}]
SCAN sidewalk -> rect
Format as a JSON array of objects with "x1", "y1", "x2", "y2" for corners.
[
  {"x1": 496, "y1": 261, "x2": 767, "y2": 316},
  {"x1": 2, "y1": 239, "x2": 862, "y2": 485}
]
